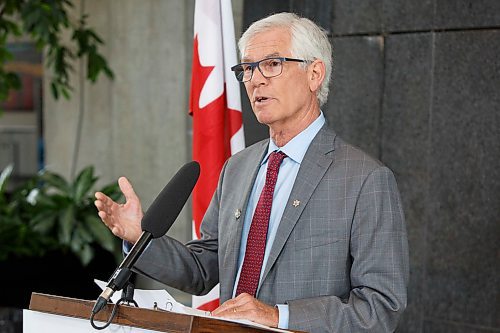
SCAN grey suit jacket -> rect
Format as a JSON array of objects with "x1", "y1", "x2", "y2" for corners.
[{"x1": 134, "y1": 125, "x2": 409, "y2": 333}]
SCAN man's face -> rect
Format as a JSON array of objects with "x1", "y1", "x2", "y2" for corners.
[{"x1": 242, "y1": 28, "x2": 314, "y2": 128}]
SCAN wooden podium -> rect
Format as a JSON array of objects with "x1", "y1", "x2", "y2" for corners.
[{"x1": 26, "y1": 293, "x2": 300, "y2": 333}]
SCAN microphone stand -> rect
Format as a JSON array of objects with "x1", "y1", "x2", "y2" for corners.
[
  {"x1": 92, "y1": 231, "x2": 152, "y2": 315},
  {"x1": 90, "y1": 235, "x2": 151, "y2": 330},
  {"x1": 121, "y1": 273, "x2": 139, "y2": 307}
]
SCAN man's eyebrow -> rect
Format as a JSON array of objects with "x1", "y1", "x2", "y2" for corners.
[{"x1": 241, "y1": 52, "x2": 281, "y2": 63}]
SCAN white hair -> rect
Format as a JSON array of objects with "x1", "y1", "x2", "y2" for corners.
[{"x1": 238, "y1": 12, "x2": 332, "y2": 106}]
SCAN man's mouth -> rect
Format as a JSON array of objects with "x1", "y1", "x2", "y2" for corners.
[{"x1": 255, "y1": 96, "x2": 270, "y2": 103}]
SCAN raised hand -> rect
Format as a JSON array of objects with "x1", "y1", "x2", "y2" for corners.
[{"x1": 94, "y1": 176, "x2": 143, "y2": 244}]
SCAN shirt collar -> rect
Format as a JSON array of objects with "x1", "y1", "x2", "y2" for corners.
[{"x1": 262, "y1": 111, "x2": 326, "y2": 165}]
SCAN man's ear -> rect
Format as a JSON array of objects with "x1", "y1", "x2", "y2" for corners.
[{"x1": 308, "y1": 59, "x2": 326, "y2": 94}]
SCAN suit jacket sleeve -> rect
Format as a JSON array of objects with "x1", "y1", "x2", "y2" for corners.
[
  {"x1": 131, "y1": 162, "x2": 227, "y2": 296},
  {"x1": 287, "y1": 166, "x2": 409, "y2": 333}
]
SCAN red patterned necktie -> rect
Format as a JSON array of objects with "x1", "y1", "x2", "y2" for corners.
[{"x1": 236, "y1": 151, "x2": 287, "y2": 297}]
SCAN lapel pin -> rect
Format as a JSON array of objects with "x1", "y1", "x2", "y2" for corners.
[
  {"x1": 234, "y1": 209, "x2": 241, "y2": 219},
  {"x1": 292, "y1": 200, "x2": 300, "y2": 207}
]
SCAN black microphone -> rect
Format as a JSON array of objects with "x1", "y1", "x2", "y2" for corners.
[{"x1": 91, "y1": 161, "x2": 200, "y2": 315}]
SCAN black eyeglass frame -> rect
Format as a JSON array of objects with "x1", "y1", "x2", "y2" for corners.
[{"x1": 230, "y1": 57, "x2": 308, "y2": 82}]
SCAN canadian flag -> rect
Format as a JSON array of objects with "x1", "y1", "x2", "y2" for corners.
[{"x1": 189, "y1": 0, "x2": 245, "y2": 311}]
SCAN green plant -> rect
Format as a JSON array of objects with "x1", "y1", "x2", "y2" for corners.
[
  {"x1": 0, "y1": 0, "x2": 114, "y2": 109},
  {"x1": 0, "y1": 165, "x2": 58, "y2": 260},
  {"x1": 0, "y1": 165, "x2": 123, "y2": 265}
]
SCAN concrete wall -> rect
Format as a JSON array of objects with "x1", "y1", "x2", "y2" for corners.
[{"x1": 44, "y1": 0, "x2": 194, "y2": 245}]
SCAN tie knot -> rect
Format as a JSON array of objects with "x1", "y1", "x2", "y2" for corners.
[{"x1": 268, "y1": 151, "x2": 287, "y2": 171}]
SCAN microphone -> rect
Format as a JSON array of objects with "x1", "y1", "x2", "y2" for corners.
[{"x1": 91, "y1": 161, "x2": 200, "y2": 315}]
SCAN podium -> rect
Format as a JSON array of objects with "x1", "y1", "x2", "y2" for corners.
[{"x1": 25, "y1": 293, "x2": 302, "y2": 332}]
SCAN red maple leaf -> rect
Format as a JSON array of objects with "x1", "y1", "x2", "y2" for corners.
[{"x1": 189, "y1": 36, "x2": 242, "y2": 237}]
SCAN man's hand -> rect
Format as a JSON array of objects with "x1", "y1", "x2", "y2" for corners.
[
  {"x1": 94, "y1": 176, "x2": 143, "y2": 243},
  {"x1": 211, "y1": 293, "x2": 279, "y2": 328}
]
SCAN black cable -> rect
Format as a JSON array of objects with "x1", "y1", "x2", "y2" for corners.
[{"x1": 90, "y1": 297, "x2": 132, "y2": 330}]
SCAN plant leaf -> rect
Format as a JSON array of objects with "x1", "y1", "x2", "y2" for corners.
[
  {"x1": 58, "y1": 205, "x2": 74, "y2": 245},
  {"x1": 0, "y1": 164, "x2": 14, "y2": 194},
  {"x1": 78, "y1": 244, "x2": 94, "y2": 266},
  {"x1": 73, "y1": 166, "x2": 97, "y2": 202},
  {"x1": 70, "y1": 230, "x2": 83, "y2": 253},
  {"x1": 39, "y1": 171, "x2": 69, "y2": 192},
  {"x1": 29, "y1": 211, "x2": 57, "y2": 234},
  {"x1": 85, "y1": 215, "x2": 118, "y2": 254},
  {"x1": 75, "y1": 223, "x2": 93, "y2": 243}
]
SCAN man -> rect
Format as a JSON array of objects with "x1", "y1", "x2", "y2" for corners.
[{"x1": 95, "y1": 12, "x2": 409, "y2": 332}]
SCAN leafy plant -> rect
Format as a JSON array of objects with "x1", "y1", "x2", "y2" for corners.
[
  {"x1": 0, "y1": 165, "x2": 123, "y2": 266},
  {"x1": 0, "y1": 0, "x2": 114, "y2": 110},
  {"x1": 0, "y1": 165, "x2": 58, "y2": 260}
]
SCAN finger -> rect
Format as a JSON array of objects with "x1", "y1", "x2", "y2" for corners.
[
  {"x1": 98, "y1": 210, "x2": 111, "y2": 225},
  {"x1": 95, "y1": 191, "x2": 110, "y2": 202},
  {"x1": 110, "y1": 225, "x2": 122, "y2": 237},
  {"x1": 94, "y1": 199, "x2": 113, "y2": 219},
  {"x1": 212, "y1": 306, "x2": 242, "y2": 318},
  {"x1": 234, "y1": 293, "x2": 254, "y2": 304},
  {"x1": 226, "y1": 293, "x2": 255, "y2": 310},
  {"x1": 118, "y1": 177, "x2": 139, "y2": 203},
  {"x1": 218, "y1": 299, "x2": 278, "y2": 327},
  {"x1": 94, "y1": 199, "x2": 105, "y2": 211},
  {"x1": 212, "y1": 299, "x2": 238, "y2": 316},
  {"x1": 213, "y1": 305, "x2": 256, "y2": 321},
  {"x1": 95, "y1": 192, "x2": 114, "y2": 211},
  {"x1": 212, "y1": 295, "x2": 253, "y2": 317}
]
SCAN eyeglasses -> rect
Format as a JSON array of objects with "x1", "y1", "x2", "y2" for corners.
[{"x1": 230, "y1": 57, "x2": 308, "y2": 82}]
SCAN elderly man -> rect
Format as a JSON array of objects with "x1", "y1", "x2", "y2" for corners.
[{"x1": 95, "y1": 12, "x2": 409, "y2": 333}]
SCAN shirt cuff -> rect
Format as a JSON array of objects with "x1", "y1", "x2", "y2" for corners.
[
  {"x1": 122, "y1": 240, "x2": 133, "y2": 254},
  {"x1": 276, "y1": 304, "x2": 289, "y2": 329}
]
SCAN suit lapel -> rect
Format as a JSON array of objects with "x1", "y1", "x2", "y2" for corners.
[
  {"x1": 260, "y1": 126, "x2": 336, "y2": 285},
  {"x1": 220, "y1": 141, "x2": 268, "y2": 301}
]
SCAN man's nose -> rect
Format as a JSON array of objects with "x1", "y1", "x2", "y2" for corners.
[{"x1": 249, "y1": 66, "x2": 268, "y2": 85}]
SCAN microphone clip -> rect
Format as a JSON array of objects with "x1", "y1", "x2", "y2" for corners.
[
  {"x1": 121, "y1": 280, "x2": 139, "y2": 307},
  {"x1": 91, "y1": 267, "x2": 133, "y2": 315}
]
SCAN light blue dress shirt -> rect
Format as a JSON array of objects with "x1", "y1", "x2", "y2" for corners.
[{"x1": 232, "y1": 112, "x2": 325, "y2": 329}]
